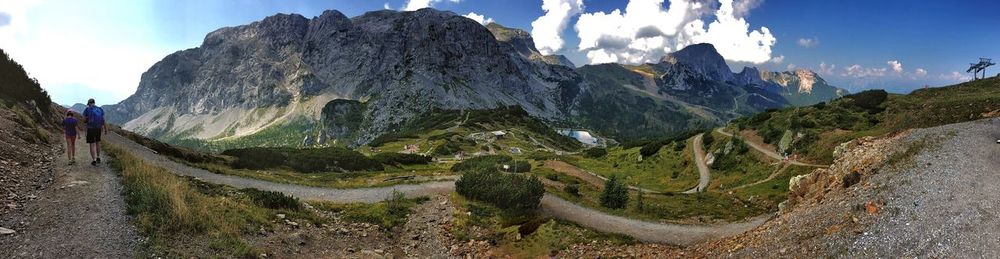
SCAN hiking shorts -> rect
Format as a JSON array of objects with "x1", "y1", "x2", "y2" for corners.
[{"x1": 86, "y1": 128, "x2": 102, "y2": 143}]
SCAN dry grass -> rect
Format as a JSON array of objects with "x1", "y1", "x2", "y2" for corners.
[{"x1": 105, "y1": 143, "x2": 315, "y2": 257}]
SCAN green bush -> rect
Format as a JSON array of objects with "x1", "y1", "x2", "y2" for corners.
[
  {"x1": 222, "y1": 147, "x2": 383, "y2": 173},
  {"x1": 702, "y1": 131, "x2": 714, "y2": 147},
  {"x1": 847, "y1": 89, "x2": 888, "y2": 113},
  {"x1": 564, "y1": 184, "x2": 580, "y2": 196},
  {"x1": 600, "y1": 175, "x2": 629, "y2": 209},
  {"x1": 451, "y1": 155, "x2": 531, "y2": 173},
  {"x1": 672, "y1": 141, "x2": 686, "y2": 152},
  {"x1": 372, "y1": 152, "x2": 432, "y2": 166},
  {"x1": 583, "y1": 147, "x2": 608, "y2": 158},
  {"x1": 639, "y1": 142, "x2": 664, "y2": 157},
  {"x1": 242, "y1": 188, "x2": 301, "y2": 211},
  {"x1": 455, "y1": 169, "x2": 544, "y2": 212}
]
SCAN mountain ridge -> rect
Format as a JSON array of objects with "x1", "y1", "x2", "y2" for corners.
[{"x1": 103, "y1": 8, "x2": 846, "y2": 150}]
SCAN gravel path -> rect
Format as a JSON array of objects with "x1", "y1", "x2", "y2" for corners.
[
  {"x1": 0, "y1": 134, "x2": 138, "y2": 258},
  {"x1": 716, "y1": 128, "x2": 828, "y2": 167},
  {"x1": 683, "y1": 133, "x2": 710, "y2": 194},
  {"x1": 543, "y1": 160, "x2": 661, "y2": 193},
  {"x1": 106, "y1": 132, "x2": 768, "y2": 246},
  {"x1": 540, "y1": 196, "x2": 771, "y2": 245},
  {"x1": 847, "y1": 118, "x2": 1000, "y2": 257}
]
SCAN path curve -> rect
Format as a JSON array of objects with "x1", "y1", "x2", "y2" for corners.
[
  {"x1": 543, "y1": 160, "x2": 662, "y2": 194},
  {"x1": 105, "y1": 132, "x2": 768, "y2": 246},
  {"x1": 715, "y1": 128, "x2": 829, "y2": 168},
  {"x1": 683, "y1": 133, "x2": 710, "y2": 194}
]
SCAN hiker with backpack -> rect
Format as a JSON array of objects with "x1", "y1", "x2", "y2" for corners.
[{"x1": 82, "y1": 98, "x2": 107, "y2": 166}]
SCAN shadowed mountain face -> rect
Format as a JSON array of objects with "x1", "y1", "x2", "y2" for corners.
[{"x1": 103, "y1": 9, "x2": 845, "y2": 149}]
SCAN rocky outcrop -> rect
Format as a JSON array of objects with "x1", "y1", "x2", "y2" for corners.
[{"x1": 784, "y1": 130, "x2": 912, "y2": 211}]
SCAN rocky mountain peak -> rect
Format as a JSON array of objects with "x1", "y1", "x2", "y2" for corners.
[
  {"x1": 662, "y1": 43, "x2": 733, "y2": 82},
  {"x1": 485, "y1": 22, "x2": 574, "y2": 67}
]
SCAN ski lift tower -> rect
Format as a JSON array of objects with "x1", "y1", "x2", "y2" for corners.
[{"x1": 967, "y1": 58, "x2": 995, "y2": 80}]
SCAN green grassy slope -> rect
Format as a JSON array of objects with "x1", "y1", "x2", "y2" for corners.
[{"x1": 733, "y1": 76, "x2": 1000, "y2": 164}]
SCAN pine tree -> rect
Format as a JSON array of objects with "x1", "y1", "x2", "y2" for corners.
[{"x1": 600, "y1": 175, "x2": 629, "y2": 209}]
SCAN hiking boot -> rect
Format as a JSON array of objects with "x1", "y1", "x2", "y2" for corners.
[
  {"x1": 96, "y1": 157, "x2": 101, "y2": 164},
  {"x1": 91, "y1": 160, "x2": 98, "y2": 166},
  {"x1": 69, "y1": 159, "x2": 75, "y2": 165}
]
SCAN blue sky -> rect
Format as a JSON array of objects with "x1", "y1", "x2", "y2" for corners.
[{"x1": 1, "y1": 0, "x2": 997, "y2": 106}]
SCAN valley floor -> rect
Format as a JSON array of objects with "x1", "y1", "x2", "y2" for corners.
[
  {"x1": 4, "y1": 117, "x2": 998, "y2": 257},
  {"x1": 102, "y1": 132, "x2": 767, "y2": 246}
]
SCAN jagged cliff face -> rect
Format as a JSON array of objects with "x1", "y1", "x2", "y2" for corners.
[
  {"x1": 485, "y1": 23, "x2": 575, "y2": 68},
  {"x1": 759, "y1": 69, "x2": 848, "y2": 106},
  {"x1": 105, "y1": 9, "x2": 846, "y2": 149},
  {"x1": 106, "y1": 9, "x2": 580, "y2": 146}
]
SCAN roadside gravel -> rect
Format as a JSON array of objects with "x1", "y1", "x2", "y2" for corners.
[{"x1": 0, "y1": 133, "x2": 138, "y2": 258}]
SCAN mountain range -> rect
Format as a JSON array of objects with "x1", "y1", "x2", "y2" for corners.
[{"x1": 99, "y1": 8, "x2": 846, "y2": 150}]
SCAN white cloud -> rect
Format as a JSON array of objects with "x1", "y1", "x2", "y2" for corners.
[
  {"x1": 940, "y1": 71, "x2": 971, "y2": 81},
  {"x1": 797, "y1": 37, "x2": 819, "y2": 48},
  {"x1": 463, "y1": 12, "x2": 494, "y2": 25},
  {"x1": 842, "y1": 64, "x2": 887, "y2": 78},
  {"x1": 0, "y1": 0, "x2": 172, "y2": 105},
  {"x1": 572, "y1": 0, "x2": 775, "y2": 65},
  {"x1": 915, "y1": 68, "x2": 927, "y2": 77},
  {"x1": 530, "y1": 0, "x2": 584, "y2": 55},
  {"x1": 403, "y1": 0, "x2": 460, "y2": 11},
  {"x1": 786, "y1": 63, "x2": 796, "y2": 70},
  {"x1": 769, "y1": 54, "x2": 784, "y2": 64},
  {"x1": 384, "y1": 3, "x2": 391, "y2": 10},
  {"x1": 888, "y1": 60, "x2": 903, "y2": 74},
  {"x1": 731, "y1": 0, "x2": 764, "y2": 18},
  {"x1": 818, "y1": 62, "x2": 836, "y2": 75}
]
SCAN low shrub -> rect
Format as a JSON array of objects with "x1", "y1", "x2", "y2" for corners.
[
  {"x1": 455, "y1": 169, "x2": 544, "y2": 212},
  {"x1": 564, "y1": 184, "x2": 580, "y2": 196},
  {"x1": 372, "y1": 152, "x2": 432, "y2": 166},
  {"x1": 639, "y1": 142, "x2": 664, "y2": 157},
  {"x1": 847, "y1": 89, "x2": 888, "y2": 113},
  {"x1": 222, "y1": 147, "x2": 383, "y2": 173},
  {"x1": 242, "y1": 188, "x2": 301, "y2": 211},
  {"x1": 451, "y1": 155, "x2": 515, "y2": 172},
  {"x1": 583, "y1": 147, "x2": 608, "y2": 158},
  {"x1": 600, "y1": 175, "x2": 629, "y2": 209}
]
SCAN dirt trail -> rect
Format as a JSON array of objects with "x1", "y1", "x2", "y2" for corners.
[
  {"x1": 543, "y1": 160, "x2": 663, "y2": 193},
  {"x1": 716, "y1": 128, "x2": 828, "y2": 167},
  {"x1": 0, "y1": 133, "x2": 138, "y2": 258},
  {"x1": 106, "y1": 132, "x2": 768, "y2": 246},
  {"x1": 682, "y1": 133, "x2": 710, "y2": 194}
]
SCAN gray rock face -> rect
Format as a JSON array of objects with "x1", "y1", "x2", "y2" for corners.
[
  {"x1": 105, "y1": 8, "x2": 846, "y2": 147},
  {"x1": 661, "y1": 43, "x2": 734, "y2": 83},
  {"x1": 486, "y1": 23, "x2": 575, "y2": 68},
  {"x1": 107, "y1": 9, "x2": 580, "y2": 145}
]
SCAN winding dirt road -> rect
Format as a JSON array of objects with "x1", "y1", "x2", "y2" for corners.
[
  {"x1": 542, "y1": 160, "x2": 661, "y2": 194},
  {"x1": 682, "y1": 133, "x2": 710, "y2": 194},
  {"x1": 105, "y1": 132, "x2": 768, "y2": 246},
  {"x1": 715, "y1": 128, "x2": 828, "y2": 168}
]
